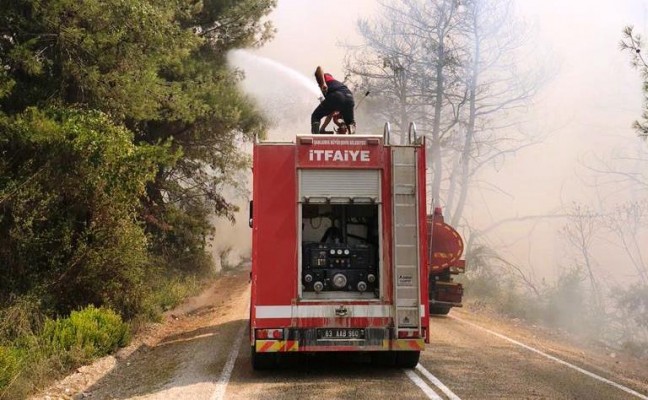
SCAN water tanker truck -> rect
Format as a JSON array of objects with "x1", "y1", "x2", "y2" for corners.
[{"x1": 427, "y1": 208, "x2": 465, "y2": 315}]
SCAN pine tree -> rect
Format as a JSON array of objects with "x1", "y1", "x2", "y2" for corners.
[
  {"x1": 620, "y1": 26, "x2": 648, "y2": 139},
  {"x1": 0, "y1": 0, "x2": 276, "y2": 314}
]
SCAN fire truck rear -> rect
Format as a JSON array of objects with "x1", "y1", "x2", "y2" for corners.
[{"x1": 249, "y1": 126, "x2": 428, "y2": 369}]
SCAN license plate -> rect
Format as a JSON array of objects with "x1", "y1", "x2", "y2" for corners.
[{"x1": 317, "y1": 328, "x2": 365, "y2": 340}]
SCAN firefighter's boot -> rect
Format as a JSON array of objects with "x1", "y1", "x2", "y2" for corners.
[{"x1": 311, "y1": 121, "x2": 320, "y2": 134}]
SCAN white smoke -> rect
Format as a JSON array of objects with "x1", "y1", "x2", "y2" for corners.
[{"x1": 228, "y1": 49, "x2": 323, "y2": 140}]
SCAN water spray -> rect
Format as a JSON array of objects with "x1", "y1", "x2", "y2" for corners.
[
  {"x1": 228, "y1": 50, "x2": 321, "y2": 98},
  {"x1": 355, "y1": 90, "x2": 371, "y2": 110}
]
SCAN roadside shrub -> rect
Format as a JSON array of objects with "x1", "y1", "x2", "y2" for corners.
[
  {"x1": 0, "y1": 346, "x2": 23, "y2": 390},
  {"x1": 138, "y1": 271, "x2": 204, "y2": 322},
  {"x1": 0, "y1": 296, "x2": 44, "y2": 344},
  {"x1": 613, "y1": 284, "x2": 648, "y2": 331},
  {"x1": 40, "y1": 306, "x2": 130, "y2": 363},
  {"x1": 157, "y1": 275, "x2": 200, "y2": 312},
  {"x1": 611, "y1": 284, "x2": 648, "y2": 356},
  {"x1": 0, "y1": 306, "x2": 130, "y2": 398},
  {"x1": 541, "y1": 267, "x2": 590, "y2": 332},
  {"x1": 496, "y1": 281, "x2": 542, "y2": 323}
]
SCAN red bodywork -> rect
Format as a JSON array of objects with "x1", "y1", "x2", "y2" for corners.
[
  {"x1": 250, "y1": 135, "x2": 429, "y2": 354},
  {"x1": 427, "y1": 209, "x2": 466, "y2": 311}
]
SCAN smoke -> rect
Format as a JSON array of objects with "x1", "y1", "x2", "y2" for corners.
[
  {"x1": 228, "y1": 49, "x2": 323, "y2": 140},
  {"x1": 209, "y1": 50, "x2": 333, "y2": 271},
  {"x1": 208, "y1": 171, "x2": 253, "y2": 272},
  {"x1": 226, "y1": 0, "x2": 648, "y2": 346},
  {"x1": 229, "y1": 50, "x2": 322, "y2": 99}
]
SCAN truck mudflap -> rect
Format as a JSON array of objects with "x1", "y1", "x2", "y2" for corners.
[
  {"x1": 432, "y1": 281, "x2": 464, "y2": 305},
  {"x1": 429, "y1": 281, "x2": 464, "y2": 315},
  {"x1": 254, "y1": 328, "x2": 424, "y2": 353}
]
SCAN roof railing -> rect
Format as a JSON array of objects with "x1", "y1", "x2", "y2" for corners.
[
  {"x1": 383, "y1": 122, "x2": 391, "y2": 145},
  {"x1": 408, "y1": 122, "x2": 418, "y2": 144}
]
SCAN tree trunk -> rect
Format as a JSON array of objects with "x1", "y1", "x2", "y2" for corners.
[
  {"x1": 451, "y1": 14, "x2": 480, "y2": 227},
  {"x1": 430, "y1": 38, "x2": 445, "y2": 208}
]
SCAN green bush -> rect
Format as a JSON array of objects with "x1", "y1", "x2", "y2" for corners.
[
  {"x1": 155, "y1": 276, "x2": 199, "y2": 312},
  {"x1": 40, "y1": 306, "x2": 130, "y2": 362},
  {"x1": 0, "y1": 346, "x2": 23, "y2": 390},
  {"x1": 0, "y1": 296, "x2": 44, "y2": 344},
  {"x1": 0, "y1": 306, "x2": 130, "y2": 398},
  {"x1": 0, "y1": 108, "x2": 176, "y2": 319},
  {"x1": 541, "y1": 267, "x2": 590, "y2": 332},
  {"x1": 137, "y1": 272, "x2": 204, "y2": 322}
]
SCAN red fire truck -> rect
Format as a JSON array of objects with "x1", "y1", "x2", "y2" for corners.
[{"x1": 249, "y1": 125, "x2": 455, "y2": 369}]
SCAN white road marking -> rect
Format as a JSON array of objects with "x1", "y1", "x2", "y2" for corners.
[
  {"x1": 211, "y1": 322, "x2": 247, "y2": 400},
  {"x1": 452, "y1": 316, "x2": 648, "y2": 400},
  {"x1": 405, "y1": 369, "x2": 443, "y2": 400},
  {"x1": 416, "y1": 363, "x2": 462, "y2": 400}
]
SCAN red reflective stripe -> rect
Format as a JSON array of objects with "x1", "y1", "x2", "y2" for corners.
[{"x1": 260, "y1": 341, "x2": 275, "y2": 352}]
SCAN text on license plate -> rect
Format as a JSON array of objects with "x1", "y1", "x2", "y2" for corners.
[{"x1": 317, "y1": 328, "x2": 365, "y2": 339}]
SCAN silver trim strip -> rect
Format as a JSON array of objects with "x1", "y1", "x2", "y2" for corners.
[
  {"x1": 256, "y1": 305, "x2": 392, "y2": 319},
  {"x1": 255, "y1": 305, "x2": 427, "y2": 319}
]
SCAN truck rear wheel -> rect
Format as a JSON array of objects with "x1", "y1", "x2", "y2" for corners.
[
  {"x1": 395, "y1": 351, "x2": 420, "y2": 368},
  {"x1": 251, "y1": 346, "x2": 277, "y2": 370},
  {"x1": 371, "y1": 351, "x2": 397, "y2": 367},
  {"x1": 430, "y1": 305, "x2": 451, "y2": 315}
]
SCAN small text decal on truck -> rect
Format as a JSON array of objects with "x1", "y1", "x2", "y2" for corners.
[{"x1": 308, "y1": 149, "x2": 370, "y2": 162}]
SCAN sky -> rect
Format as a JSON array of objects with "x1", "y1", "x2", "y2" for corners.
[{"x1": 218, "y1": 0, "x2": 648, "y2": 282}]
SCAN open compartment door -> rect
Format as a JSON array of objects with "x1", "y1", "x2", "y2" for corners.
[{"x1": 298, "y1": 169, "x2": 382, "y2": 300}]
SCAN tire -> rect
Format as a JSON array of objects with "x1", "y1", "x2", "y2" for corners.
[
  {"x1": 430, "y1": 305, "x2": 451, "y2": 315},
  {"x1": 371, "y1": 351, "x2": 397, "y2": 367},
  {"x1": 395, "y1": 351, "x2": 420, "y2": 368},
  {"x1": 251, "y1": 346, "x2": 277, "y2": 370}
]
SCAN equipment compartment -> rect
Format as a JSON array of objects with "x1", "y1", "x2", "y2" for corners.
[{"x1": 300, "y1": 203, "x2": 381, "y2": 300}]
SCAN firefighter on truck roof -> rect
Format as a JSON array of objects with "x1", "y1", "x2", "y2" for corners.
[
  {"x1": 311, "y1": 66, "x2": 355, "y2": 134},
  {"x1": 319, "y1": 111, "x2": 347, "y2": 134}
]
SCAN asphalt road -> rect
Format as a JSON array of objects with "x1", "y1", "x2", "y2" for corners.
[{"x1": 36, "y1": 271, "x2": 648, "y2": 400}]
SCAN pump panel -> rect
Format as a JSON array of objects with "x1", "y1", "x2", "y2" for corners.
[{"x1": 302, "y1": 243, "x2": 378, "y2": 294}]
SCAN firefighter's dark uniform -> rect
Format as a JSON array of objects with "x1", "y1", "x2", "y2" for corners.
[{"x1": 311, "y1": 75, "x2": 355, "y2": 134}]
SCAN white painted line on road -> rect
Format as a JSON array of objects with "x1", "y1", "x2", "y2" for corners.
[
  {"x1": 405, "y1": 369, "x2": 443, "y2": 400},
  {"x1": 416, "y1": 364, "x2": 462, "y2": 400},
  {"x1": 452, "y1": 316, "x2": 648, "y2": 400},
  {"x1": 211, "y1": 321, "x2": 246, "y2": 400}
]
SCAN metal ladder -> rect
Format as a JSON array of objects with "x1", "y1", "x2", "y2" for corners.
[{"x1": 391, "y1": 145, "x2": 421, "y2": 332}]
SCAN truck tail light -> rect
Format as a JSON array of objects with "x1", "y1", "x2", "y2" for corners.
[
  {"x1": 397, "y1": 330, "x2": 420, "y2": 339},
  {"x1": 255, "y1": 329, "x2": 284, "y2": 340},
  {"x1": 449, "y1": 265, "x2": 465, "y2": 274}
]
